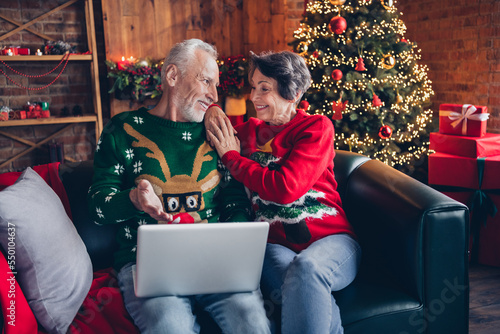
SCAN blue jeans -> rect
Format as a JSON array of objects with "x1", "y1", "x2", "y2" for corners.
[
  {"x1": 117, "y1": 263, "x2": 271, "y2": 334},
  {"x1": 261, "y1": 234, "x2": 361, "y2": 334}
]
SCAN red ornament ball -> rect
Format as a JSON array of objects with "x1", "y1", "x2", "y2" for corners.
[
  {"x1": 331, "y1": 69, "x2": 343, "y2": 80},
  {"x1": 299, "y1": 100, "x2": 310, "y2": 110},
  {"x1": 379, "y1": 125, "x2": 393, "y2": 139},
  {"x1": 329, "y1": 16, "x2": 347, "y2": 35}
]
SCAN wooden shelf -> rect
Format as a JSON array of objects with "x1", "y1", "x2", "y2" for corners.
[
  {"x1": 0, "y1": 54, "x2": 92, "y2": 61},
  {"x1": 0, "y1": 0, "x2": 103, "y2": 170},
  {"x1": 0, "y1": 115, "x2": 97, "y2": 127}
]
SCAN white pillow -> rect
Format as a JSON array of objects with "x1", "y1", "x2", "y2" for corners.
[{"x1": 0, "y1": 167, "x2": 93, "y2": 334}]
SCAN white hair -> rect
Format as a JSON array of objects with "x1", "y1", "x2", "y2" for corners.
[{"x1": 161, "y1": 39, "x2": 218, "y2": 83}]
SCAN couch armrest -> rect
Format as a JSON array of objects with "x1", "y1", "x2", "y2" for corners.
[{"x1": 342, "y1": 158, "x2": 469, "y2": 333}]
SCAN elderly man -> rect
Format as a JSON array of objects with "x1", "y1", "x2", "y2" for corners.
[{"x1": 88, "y1": 39, "x2": 270, "y2": 334}]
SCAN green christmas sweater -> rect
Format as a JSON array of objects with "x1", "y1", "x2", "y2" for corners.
[{"x1": 88, "y1": 108, "x2": 251, "y2": 271}]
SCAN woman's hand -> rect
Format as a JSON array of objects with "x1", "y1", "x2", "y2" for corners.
[
  {"x1": 130, "y1": 179, "x2": 173, "y2": 222},
  {"x1": 204, "y1": 104, "x2": 237, "y2": 147},
  {"x1": 206, "y1": 116, "x2": 241, "y2": 157}
]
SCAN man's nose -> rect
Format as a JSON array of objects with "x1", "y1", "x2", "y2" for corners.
[{"x1": 207, "y1": 84, "x2": 218, "y2": 103}]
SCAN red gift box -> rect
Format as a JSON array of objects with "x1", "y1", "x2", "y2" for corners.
[
  {"x1": 0, "y1": 112, "x2": 8, "y2": 121},
  {"x1": 27, "y1": 110, "x2": 41, "y2": 119},
  {"x1": 40, "y1": 110, "x2": 50, "y2": 118},
  {"x1": 8, "y1": 110, "x2": 26, "y2": 120},
  {"x1": 1, "y1": 47, "x2": 19, "y2": 55},
  {"x1": 439, "y1": 104, "x2": 489, "y2": 137},
  {"x1": 428, "y1": 153, "x2": 500, "y2": 190},
  {"x1": 430, "y1": 132, "x2": 500, "y2": 158},
  {"x1": 429, "y1": 152, "x2": 500, "y2": 265},
  {"x1": 17, "y1": 48, "x2": 30, "y2": 55}
]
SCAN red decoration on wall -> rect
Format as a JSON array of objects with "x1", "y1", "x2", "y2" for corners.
[{"x1": 0, "y1": 52, "x2": 71, "y2": 91}]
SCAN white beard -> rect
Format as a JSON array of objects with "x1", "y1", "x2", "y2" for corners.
[{"x1": 183, "y1": 105, "x2": 204, "y2": 123}]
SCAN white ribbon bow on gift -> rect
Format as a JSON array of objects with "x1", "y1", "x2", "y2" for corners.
[{"x1": 445, "y1": 104, "x2": 489, "y2": 135}]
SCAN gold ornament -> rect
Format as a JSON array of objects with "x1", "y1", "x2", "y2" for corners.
[
  {"x1": 396, "y1": 94, "x2": 403, "y2": 104},
  {"x1": 329, "y1": 0, "x2": 346, "y2": 5},
  {"x1": 297, "y1": 41, "x2": 309, "y2": 56},
  {"x1": 381, "y1": 54, "x2": 396, "y2": 69},
  {"x1": 381, "y1": 0, "x2": 394, "y2": 10}
]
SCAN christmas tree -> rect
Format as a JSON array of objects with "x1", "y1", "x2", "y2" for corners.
[{"x1": 292, "y1": 0, "x2": 435, "y2": 176}]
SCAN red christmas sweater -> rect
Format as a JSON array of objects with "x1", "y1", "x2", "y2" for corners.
[{"x1": 221, "y1": 109, "x2": 356, "y2": 252}]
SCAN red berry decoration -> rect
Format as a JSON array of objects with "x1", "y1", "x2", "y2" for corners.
[
  {"x1": 331, "y1": 69, "x2": 343, "y2": 80},
  {"x1": 312, "y1": 51, "x2": 319, "y2": 58},
  {"x1": 379, "y1": 125, "x2": 393, "y2": 139},
  {"x1": 329, "y1": 16, "x2": 347, "y2": 35},
  {"x1": 299, "y1": 100, "x2": 310, "y2": 111}
]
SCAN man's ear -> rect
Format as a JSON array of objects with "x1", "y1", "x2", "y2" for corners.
[{"x1": 165, "y1": 64, "x2": 179, "y2": 87}]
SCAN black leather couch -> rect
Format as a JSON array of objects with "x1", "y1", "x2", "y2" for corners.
[{"x1": 58, "y1": 150, "x2": 469, "y2": 333}]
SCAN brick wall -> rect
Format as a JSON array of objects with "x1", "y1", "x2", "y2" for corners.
[
  {"x1": 0, "y1": 0, "x2": 108, "y2": 172},
  {"x1": 286, "y1": 0, "x2": 500, "y2": 133},
  {"x1": 285, "y1": 0, "x2": 306, "y2": 46},
  {"x1": 388, "y1": 0, "x2": 499, "y2": 133}
]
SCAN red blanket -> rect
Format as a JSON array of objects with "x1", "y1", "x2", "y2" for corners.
[
  {"x1": 67, "y1": 269, "x2": 139, "y2": 334},
  {"x1": 0, "y1": 163, "x2": 139, "y2": 333}
]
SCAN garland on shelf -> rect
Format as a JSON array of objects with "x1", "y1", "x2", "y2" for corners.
[{"x1": 0, "y1": 52, "x2": 71, "y2": 91}]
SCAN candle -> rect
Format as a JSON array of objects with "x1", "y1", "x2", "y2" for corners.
[
  {"x1": 36, "y1": 49, "x2": 42, "y2": 56},
  {"x1": 117, "y1": 56, "x2": 126, "y2": 70}
]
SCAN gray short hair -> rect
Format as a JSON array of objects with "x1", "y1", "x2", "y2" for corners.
[
  {"x1": 249, "y1": 51, "x2": 311, "y2": 103},
  {"x1": 161, "y1": 39, "x2": 218, "y2": 83}
]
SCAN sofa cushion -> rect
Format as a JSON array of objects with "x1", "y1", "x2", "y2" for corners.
[{"x1": 0, "y1": 168, "x2": 93, "y2": 334}]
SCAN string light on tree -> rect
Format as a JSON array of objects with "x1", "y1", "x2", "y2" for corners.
[{"x1": 292, "y1": 0, "x2": 434, "y2": 175}]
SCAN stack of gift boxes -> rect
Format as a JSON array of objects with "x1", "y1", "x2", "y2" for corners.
[
  {"x1": 0, "y1": 102, "x2": 50, "y2": 121},
  {"x1": 429, "y1": 104, "x2": 500, "y2": 266}
]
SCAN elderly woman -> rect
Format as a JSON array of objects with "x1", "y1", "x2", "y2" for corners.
[{"x1": 206, "y1": 50, "x2": 361, "y2": 334}]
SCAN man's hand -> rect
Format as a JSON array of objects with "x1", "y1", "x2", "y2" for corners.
[
  {"x1": 129, "y1": 179, "x2": 173, "y2": 222},
  {"x1": 204, "y1": 105, "x2": 237, "y2": 146}
]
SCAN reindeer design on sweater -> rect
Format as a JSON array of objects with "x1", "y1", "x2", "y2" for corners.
[{"x1": 124, "y1": 123, "x2": 221, "y2": 223}]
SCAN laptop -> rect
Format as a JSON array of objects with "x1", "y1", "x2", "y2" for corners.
[{"x1": 134, "y1": 222, "x2": 269, "y2": 297}]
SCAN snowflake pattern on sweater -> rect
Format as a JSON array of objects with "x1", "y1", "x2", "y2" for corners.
[{"x1": 88, "y1": 108, "x2": 252, "y2": 270}]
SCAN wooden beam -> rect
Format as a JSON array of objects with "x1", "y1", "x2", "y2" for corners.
[
  {"x1": 0, "y1": 13, "x2": 55, "y2": 41},
  {"x1": 0, "y1": 0, "x2": 79, "y2": 42},
  {"x1": 0, "y1": 130, "x2": 37, "y2": 147},
  {"x1": 0, "y1": 124, "x2": 74, "y2": 169},
  {"x1": 84, "y1": 0, "x2": 103, "y2": 139}
]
